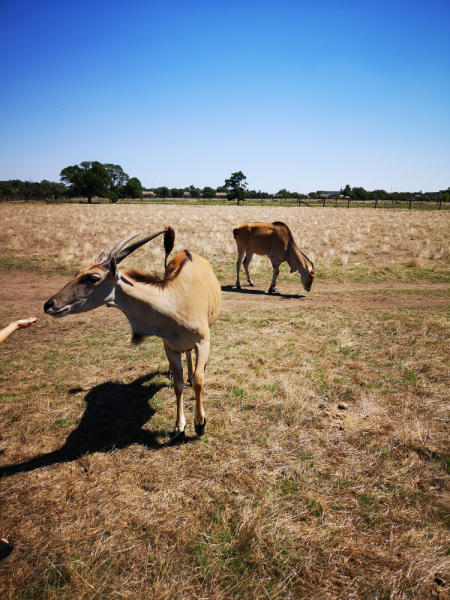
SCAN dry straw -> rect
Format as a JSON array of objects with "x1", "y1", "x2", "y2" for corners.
[{"x1": 0, "y1": 204, "x2": 449, "y2": 599}]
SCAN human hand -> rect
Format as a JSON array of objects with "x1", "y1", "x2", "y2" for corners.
[{"x1": 14, "y1": 317, "x2": 37, "y2": 329}]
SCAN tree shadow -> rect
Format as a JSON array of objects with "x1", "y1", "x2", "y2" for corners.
[
  {"x1": 221, "y1": 285, "x2": 305, "y2": 299},
  {"x1": 0, "y1": 371, "x2": 195, "y2": 478}
]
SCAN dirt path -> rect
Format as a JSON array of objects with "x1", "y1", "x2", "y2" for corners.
[
  {"x1": 221, "y1": 281, "x2": 449, "y2": 310},
  {"x1": 0, "y1": 271, "x2": 448, "y2": 312}
]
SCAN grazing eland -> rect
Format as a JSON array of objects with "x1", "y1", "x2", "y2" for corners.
[
  {"x1": 44, "y1": 228, "x2": 222, "y2": 438},
  {"x1": 233, "y1": 221, "x2": 315, "y2": 294}
]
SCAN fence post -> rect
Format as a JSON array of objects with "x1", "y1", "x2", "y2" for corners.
[
  {"x1": 323, "y1": 197, "x2": 325, "y2": 207},
  {"x1": 439, "y1": 199, "x2": 442, "y2": 210},
  {"x1": 347, "y1": 198, "x2": 350, "y2": 208},
  {"x1": 409, "y1": 199, "x2": 412, "y2": 210}
]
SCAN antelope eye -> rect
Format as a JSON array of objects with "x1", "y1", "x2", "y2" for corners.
[{"x1": 87, "y1": 275, "x2": 100, "y2": 283}]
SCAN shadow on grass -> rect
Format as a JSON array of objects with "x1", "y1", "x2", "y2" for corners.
[
  {"x1": 221, "y1": 284, "x2": 305, "y2": 299},
  {"x1": 0, "y1": 370, "x2": 197, "y2": 478}
]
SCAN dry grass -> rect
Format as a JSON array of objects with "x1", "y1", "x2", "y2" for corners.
[
  {"x1": 0, "y1": 204, "x2": 450, "y2": 599},
  {"x1": 1, "y1": 204, "x2": 450, "y2": 283}
]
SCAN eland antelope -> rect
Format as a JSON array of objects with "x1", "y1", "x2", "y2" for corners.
[
  {"x1": 44, "y1": 228, "x2": 222, "y2": 438},
  {"x1": 234, "y1": 221, "x2": 315, "y2": 294}
]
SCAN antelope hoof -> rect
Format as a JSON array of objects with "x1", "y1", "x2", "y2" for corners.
[
  {"x1": 236, "y1": 283, "x2": 241, "y2": 290},
  {"x1": 168, "y1": 368, "x2": 173, "y2": 380},
  {"x1": 268, "y1": 287, "x2": 279, "y2": 294},
  {"x1": 171, "y1": 428, "x2": 186, "y2": 441},
  {"x1": 187, "y1": 378, "x2": 192, "y2": 387},
  {"x1": 249, "y1": 282, "x2": 255, "y2": 287},
  {"x1": 194, "y1": 417, "x2": 206, "y2": 437}
]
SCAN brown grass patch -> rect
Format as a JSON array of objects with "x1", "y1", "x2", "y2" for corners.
[
  {"x1": 0, "y1": 205, "x2": 449, "y2": 599},
  {"x1": 1, "y1": 205, "x2": 450, "y2": 284},
  {"x1": 408, "y1": 257, "x2": 425, "y2": 268}
]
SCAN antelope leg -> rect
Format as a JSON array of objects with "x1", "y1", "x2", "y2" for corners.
[
  {"x1": 243, "y1": 251, "x2": 255, "y2": 286},
  {"x1": 164, "y1": 342, "x2": 185, "y2": 436},
  {"x1": 268, "y1": 262, "x2": 280, "y2": 294},
  {"x1": 192, "y1": 340, "x2": 210, "y2": 436},
  {"x1": 186, "y1": 350, "x2": 193, "y2": 386},
  {"x1": 235, "y1": 248, "x2": 245, "y2": 289}
]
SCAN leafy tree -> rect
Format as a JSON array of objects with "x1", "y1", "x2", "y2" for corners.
[
  {"x1": 352, "y1": 187, "x2": 368, "y2": 199},
  {"x1": 103, "y1": 164, "x2": 129, "y2": 190},
  {"x1": 373, "y1": 189, "x2": 388, "y2": 199},
  {"x1": 103, "y1": 164, "x2": 129, "y2": 201},
  {"x1": 40, "y1": 181, "x2": 68, "y2": 201},
  {"x1": 51, "y1": 182, "x2": 68, "y2": 201},
  {"x1": 216, "y1": 186, "x2": 228, "y2": 193},
  {"x1": 202, "y1": 186, "x2": 216, "y2": 198},
  {"x1": 224, "y1": 171, "x2": 247, "y2": 205},
  {"x1": 123, "y1": 177, "x2": 143, "y2": 199},
  {"x1": 342, "y1": 184, "x2": 352, "y2": 196},
  {"x1": 278, "y1": 189, "x2": 291, "y2": 198},
  {"x1": 0, "y1": 183, "x2": 15, "y2": 196},
  {"x1": 60, "y1": 161, "x2": 112, "y2": 203},
  {"x1": 190, "y1": 189, "x2": 201, "y2": 198},
  {"x1": 171, "y1": 188, "x2": 182, "y2": 198}
]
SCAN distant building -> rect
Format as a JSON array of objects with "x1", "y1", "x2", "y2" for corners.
[
  {"x1": 215, "y1": 192, "x2": 227, "y2": 197},
  {"x1": 143, "y1": 191, "x2": 156, "y2": 197}
]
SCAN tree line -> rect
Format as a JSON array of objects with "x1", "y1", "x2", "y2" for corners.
[
  {"x1": 150, "y1": 177, "x2": 450, "y2": 204},
  {"x1": 0, "y1": 162, "x2": 143, "y2": 203},
  {"x1": 1, "y1": 165, "x2": 448, "y2": 204},
  {"x1": 308, "y1": 185, "x2": 450, "y2": 202}
]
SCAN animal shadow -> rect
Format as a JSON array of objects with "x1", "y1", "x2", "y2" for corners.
[
  {"x1": 221, "y1": 285, "x2": 304, "y2": 299},
  {"x1": 0, "y1": 371, "x2": 190, "y2": 478}
]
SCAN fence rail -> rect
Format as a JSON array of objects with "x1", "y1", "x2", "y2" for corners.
[{"x1": 0, "y1": 194, "x2": 448, "y2": 210}]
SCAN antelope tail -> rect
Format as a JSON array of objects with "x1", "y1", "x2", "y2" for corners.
[{"x1": 164, "y1": 227, "x2": 175, "y2": 268}]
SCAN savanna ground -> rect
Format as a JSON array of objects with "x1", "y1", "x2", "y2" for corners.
[{"x1": 0, "y1": 204, "x2": 449, "y2": 600}]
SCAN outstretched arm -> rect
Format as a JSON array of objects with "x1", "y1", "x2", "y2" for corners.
[{"x1": 0, "y1": 317, "x2": 37, "y2": 345}]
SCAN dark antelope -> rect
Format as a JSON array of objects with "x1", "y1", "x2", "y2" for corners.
[
  {"x1": 44, "y1": 228, "x2": 222, "y2": 438},
  {"x1": 233, "y1": 221, "x2": 315, "y2": 294}
]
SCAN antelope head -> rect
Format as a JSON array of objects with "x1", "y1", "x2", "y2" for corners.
[
  {"x1": 289, "y1": 251, "x2": 315, "y2": 292},
  {"x1": 299, "y1": 265, "x2": 315, "y2": 292},
  {"x1": 44, "y1": 230, "x2": 167, "y2": 317}
]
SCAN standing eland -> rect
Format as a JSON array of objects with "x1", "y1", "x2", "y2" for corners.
[
  {"x1": 44, "y1": 228, "x2": 222, "y2": 438},
  {"x1": 233, "y1": 221, "x2": 315, "y2": 294}
]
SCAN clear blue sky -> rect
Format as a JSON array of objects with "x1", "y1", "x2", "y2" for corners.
[{"x1": 1, "y1": 0, "x2": 449, "y2": 193}]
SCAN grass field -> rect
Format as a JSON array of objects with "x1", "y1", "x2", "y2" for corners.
[{"x1": 1, "y1": 204, "x2": 449, "y2": 599}]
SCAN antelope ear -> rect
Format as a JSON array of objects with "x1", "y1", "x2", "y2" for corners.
[
  {"x1": 98, "y1": 249, "x2": 106, "y2": 262},
  {"x1": 109, "y1": 256, "x2": 117, "y2": 277}
]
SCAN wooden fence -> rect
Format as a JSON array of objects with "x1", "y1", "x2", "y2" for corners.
[{"x1": 0, "y1": 194, "x2": 447, "y2": 209}]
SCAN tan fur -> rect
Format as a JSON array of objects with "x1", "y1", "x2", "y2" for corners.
[
  {"x1": 233, "y1": 221, "x2": 315, "y2": 293},
  {"x1": 44, "y1": 239, "x2": 221, "y2": 437},
  {"x1": 123, "y1": 250, "x2": 191, "y2": 288}
]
